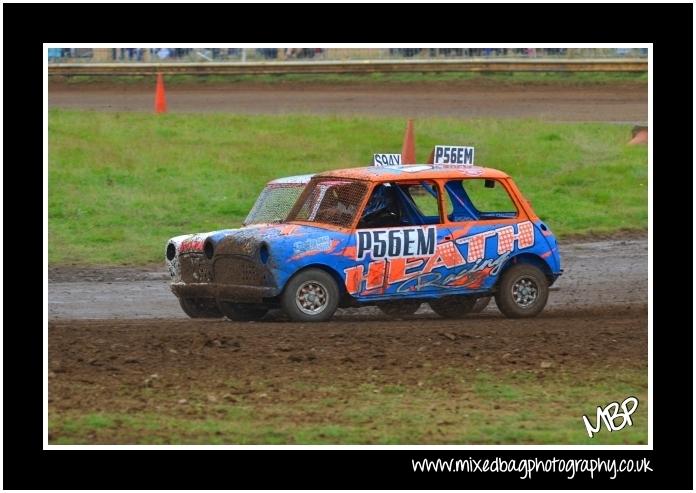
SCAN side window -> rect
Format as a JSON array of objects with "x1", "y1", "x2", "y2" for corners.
[
  {"x1": 444, "y1": 179, "x2": 518, "y2": 222},
  {"x1": 357, "y1": 181, "x2": 442, "y2": 228},
  {"x1": 402, "y1": 182, "x2": 440, "y2": 222}
]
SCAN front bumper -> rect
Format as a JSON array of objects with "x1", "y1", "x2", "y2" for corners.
[{"x1": 170, "y1": 282, "x2": 279, "y2": 303}]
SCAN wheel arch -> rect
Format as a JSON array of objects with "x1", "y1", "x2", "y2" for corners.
[
  {"x1": 497, "y1": 253, "x2": 554, "y2": 286},
  {"x1": 280, "y1": 263, "x2": 349, "y2": 300}
]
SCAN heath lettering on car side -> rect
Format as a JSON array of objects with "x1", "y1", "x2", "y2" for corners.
[{"x1": 355, "y1": 226, "x2": 437, "y2": 260}]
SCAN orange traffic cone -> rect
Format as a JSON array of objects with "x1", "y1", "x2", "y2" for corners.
[
  {"x1": 401, "y1": 119, "x2": 416, "y2": 164},
  {"x1": 425, "y1": 148, "x2": 435, "y2": 165},
  {"x1": 154, "y1": 73, "x2": 167, "y2": 114}
]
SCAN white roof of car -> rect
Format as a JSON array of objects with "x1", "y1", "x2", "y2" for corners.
[{"x1": 268, "y1": 174, "x2": 314, "y2": 184}]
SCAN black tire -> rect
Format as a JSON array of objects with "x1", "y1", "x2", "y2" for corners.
[
  {"x1": 377, "y1": 301, "x2": 421, "y2": 318},
  {"x1": 471, "y1": 296, "x2": 492, "y2": 314},
  {"x1": 428, "y1": 296, "x2": 477, "y2": 319},
  {"x1": 281, "y1": 268, "x2": 339, "y2": 322},
  {"x1": 494, "y1": 264, "x2": 549, "y2": 318},
  {"x1": 178, "y1": 298, "x2": 223, "y2": 318},
  {"x1": 217, "y1": 301, "x2": 268, "y2": 321}
]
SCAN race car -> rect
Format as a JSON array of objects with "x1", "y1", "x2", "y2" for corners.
[
  {"x1": 165, "y1": 174, "x2": 312, "y2": 318},
  {"x1": 180, "y1": 150, "x2": 561, "y2": 322}
]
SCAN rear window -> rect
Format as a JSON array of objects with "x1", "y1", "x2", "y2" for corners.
[
  {"x1": 244, "y1": 183, "x2": 308, "y2": 225},
  {"x1": 444, "y1": 179, "x2": 518, "y2": 221},
  {"x1": 287, "y1": 178, "x2": 369, "y2": 228}
]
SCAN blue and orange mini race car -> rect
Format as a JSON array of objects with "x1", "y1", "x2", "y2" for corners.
[{"x1": 166, "y1": 146, "x2": 562, "y2": 322}]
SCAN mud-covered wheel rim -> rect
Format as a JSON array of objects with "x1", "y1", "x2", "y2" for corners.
[
  {"x1": 295, "y1": 280, "x2": 329, "y2": 315},
  {"x1": 511, "y1": 276, "x2": 539, "y2": 308}
]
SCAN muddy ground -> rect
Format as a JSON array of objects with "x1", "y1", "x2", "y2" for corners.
[
  {"x1": 48, "y1": 306, "x2": 647, "y2": 411},
  {"x1": 48, "y1": 82, "x2": 648, "y2": 122}
]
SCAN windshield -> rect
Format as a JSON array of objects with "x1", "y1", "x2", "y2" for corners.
[
  {"x1": 244, "y1": 183, "x2": 308, "y2": 225},
  {"x1": 287, "y1": 178, "x2": 369, "y2": 228}
]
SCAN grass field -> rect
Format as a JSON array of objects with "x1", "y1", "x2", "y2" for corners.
[
  {"x1": 49, "y1": 366, "x2": 647, "y2": 444},
  {"x1": 48, "y1": 110, "x2": 648, "y2": 266},
  {"x1": 50, "y1": 71, "x2": 648, "y2": 87}
]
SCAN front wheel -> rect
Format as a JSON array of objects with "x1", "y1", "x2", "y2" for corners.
[
  {"x1": 217, "y1": 301, "x2": 269, "y2": 321},
  {"x1": 178, "y1": 298, "x2": 223, "y2": 318},
  {"x1": 281, "y1": 269, "x2": 339, "y2": 322},
  {"x1": 494, "y1": 264, "x2": 549, "y2": 318}
]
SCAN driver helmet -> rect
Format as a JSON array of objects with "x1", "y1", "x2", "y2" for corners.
[{"x1": 363, "y1": 184, "x2": 397, "y2": 217}]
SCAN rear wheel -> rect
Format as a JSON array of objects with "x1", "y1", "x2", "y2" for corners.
[
  {"x1": 281, "y1": 269, "x2": 339, "y2": 322},
  {"x1": 429, "y1": 297, "x2": 477, "y2": 319},
  {"x1": 178, "y1": 298, "x2": 223, "y2": 318},
  {"x1": 377, "y1": 301, "x2": 421, "y2": 318},
  {"x1": 494, "y1": 264, "x2": 549, "y2": 318},
  {"x1": 217, "y1": 301, "x2": 268, "y2": 321}
]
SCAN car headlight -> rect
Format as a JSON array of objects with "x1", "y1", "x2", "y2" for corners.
[
  {"x1": 166, "y1": 243, "x2": 176, "y2": 261},
  {"x1": 204, "y1": 239, "x2": 215, "y2": 259}
]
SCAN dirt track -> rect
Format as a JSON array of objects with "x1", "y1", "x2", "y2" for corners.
[
  {"x1": 48, "y1": 82, "x2": 648, "y2": 122},
  {"x1": 48, "y1": 305, "x2": 646, "y2": 415},
  {"x1": 48, "y1": 236, "x2": 648, "y2": 320}
]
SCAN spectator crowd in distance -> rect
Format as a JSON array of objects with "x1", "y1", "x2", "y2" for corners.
[{"x1": 48, "y1": 47, "x2": 648, "y2": 62}]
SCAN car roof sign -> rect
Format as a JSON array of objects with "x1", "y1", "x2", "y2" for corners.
[
  {"x1": 433, "y1": 145, "x2": 475, "y2": 167},
  {"x1": 373, "y1": 153, "x2": 402, "y2": 167}
]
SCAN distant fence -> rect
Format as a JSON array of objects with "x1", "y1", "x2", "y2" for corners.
[{"x1": 49, "y1": 58, "x2": 647, "y2": 76}]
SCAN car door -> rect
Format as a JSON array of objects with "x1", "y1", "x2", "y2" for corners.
[
  {"x1": 342, "y1": 180, "x2": 454, "y2": 299},
  {"x1": 442, "y1": 177, "x2": 533, "y2": 293}
]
